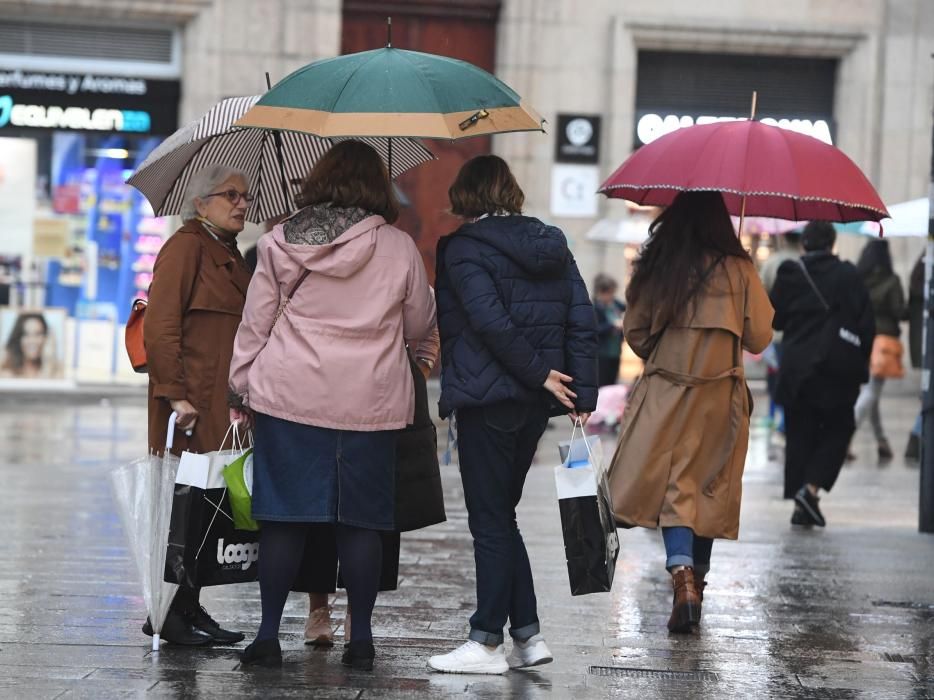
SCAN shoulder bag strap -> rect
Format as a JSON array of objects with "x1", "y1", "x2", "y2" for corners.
[
  {"x1": 795, "y1": 259, "x2": 831, "y2": 312},
  {"x1": 271, "y1": 269, "x2": 311, "y2": 330}
]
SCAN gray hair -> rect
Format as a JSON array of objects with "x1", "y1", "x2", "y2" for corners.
[{"x1": 180, "y1": 164, "x2": 250, "y2": 221}]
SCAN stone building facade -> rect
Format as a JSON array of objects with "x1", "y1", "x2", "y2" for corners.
[{"x1": 1, "y1": 0, "x2": 931, "y2": 282}]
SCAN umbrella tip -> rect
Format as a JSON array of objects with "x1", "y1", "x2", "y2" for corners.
[
  {"x1": 387, "y1": 16, "x2": 392, "y2": 47},
  {"x1": 152, "y1": 633, "x2": 160, "y2": 652}
]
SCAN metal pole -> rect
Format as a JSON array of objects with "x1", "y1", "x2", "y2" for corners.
[
  {"x1": 921, "y1": 83, "x2": 934, "y2": 533},
  {"x1": 265, "y1": 72, "x2": 292, "y2": 213}
]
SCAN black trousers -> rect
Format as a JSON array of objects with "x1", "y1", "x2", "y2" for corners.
[
  {"x1": 597, "y1": 356, "x2": 622, "y2": 387},
  {"x1": 783, "y1": 398, "x2": 857, "y2": 498},
  {"x1": 290, "y1": 525, "x2": 401, "y2": 593}
]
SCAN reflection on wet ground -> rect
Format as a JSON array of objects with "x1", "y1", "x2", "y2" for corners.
[{"x1": 0, "y1": 390, "x2": 931, "y2": 698}]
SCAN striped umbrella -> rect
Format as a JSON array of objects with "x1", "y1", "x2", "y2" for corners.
[{"x1": 128, "y1": 95, "x2": 435, "y2": 224}]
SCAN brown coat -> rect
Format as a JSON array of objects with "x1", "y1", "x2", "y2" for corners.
[
  {"x1": 608, "y1": 256, "x2": 774, "y2": 540},
  {"x1": 146, "y1": 221, "x2": 252, "y2": 456}
]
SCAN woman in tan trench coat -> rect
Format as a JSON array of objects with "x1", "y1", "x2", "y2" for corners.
[
  {"x1": 143, "y1": 164, "x2": 253, "y2": 647},
  {"x1": 607, "y1": 191, "x2": 773, "y2": 633}
]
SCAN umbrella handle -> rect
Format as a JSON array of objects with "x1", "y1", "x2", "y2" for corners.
[
  {"x1": 166, "y1": 412, "x2": 178, "y2": 451},
  {"x1": 166, "y1": 412, "x2": 193, "y2": 452}
]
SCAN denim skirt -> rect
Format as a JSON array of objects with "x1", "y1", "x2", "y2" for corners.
[{"x1": 251, "y1": 412, "x2": 396, "y2": 530}]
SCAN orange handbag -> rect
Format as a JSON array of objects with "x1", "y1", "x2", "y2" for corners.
[
  {"x1": 869, "y1": 335, "x2": 904, "y2": 380},
  {"x1": 125, "y1": 299, "x2": 148, "y2": 373}
]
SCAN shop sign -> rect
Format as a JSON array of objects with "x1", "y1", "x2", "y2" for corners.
[
  {"x1": 555, "y1": 114, "x2": 601, "y2": 164},
  {"x1": 550, "y1": 164, "x2": 600, "y2": 218},
  {"x1": 0, "y1": 69, "x2": 178, "y2": 134},
  {"x1": 0, "y1": 95, "x2": 150, "y2": 132},
  {"x1": 0, "y1": 70, "x2": 147, "y2": 96},
  {"x1": 635, "y1": 112, "x2": 834, "y2": 146}
]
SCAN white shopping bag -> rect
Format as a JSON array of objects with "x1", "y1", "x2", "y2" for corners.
[{"x1": 175, "y1": 424, "x2": 251, "y2": 489}]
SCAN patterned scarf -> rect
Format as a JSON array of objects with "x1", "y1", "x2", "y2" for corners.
[{"x1": 284, "y1": 204, "x2": 371, "y2": 246}]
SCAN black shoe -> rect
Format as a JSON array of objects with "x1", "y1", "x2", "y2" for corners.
[
  {"x1": 142, "y1": 611, "x2": 213, "y2": 646},
  {"x1": 794, "y1": 487, "x2": 826, "y2": 527},
  {"x1": 790, "y1": 505, "x2": 813, "y2": 527},
  {"x1": 240, "y1": 638, "x2": 282, "y2": 668},
  {"x1": 905, "y1": 434, "x2": 920, "y2": 463},
  {"x1": 188, "y1": 605, "x2": 245, "y2": 644},
  {"x1": 341, "y1": 640, "x2": 375, "y2": 671},
  {"x1": 878, "y1": 439, "x2": 894, "y2": 463}
]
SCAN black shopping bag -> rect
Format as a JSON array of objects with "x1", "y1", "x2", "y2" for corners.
[
  {"x1": 165, "y1": 449, "x2": 260, "y2": 588},
  {"x1": 394, "y1": 356, "x2": 445, "y2": 532},
  {"x1": 554, "y1": 431, "x2": 620, "y2": 595}
]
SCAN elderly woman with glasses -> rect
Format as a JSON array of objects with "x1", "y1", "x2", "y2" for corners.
[{"x1": 141, "y1": 164, "x2": 253, "y2": 647}]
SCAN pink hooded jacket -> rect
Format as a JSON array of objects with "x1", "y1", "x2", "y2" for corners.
[{"x1": 228, "y1": 214, "x2": 437, "y2": 431}]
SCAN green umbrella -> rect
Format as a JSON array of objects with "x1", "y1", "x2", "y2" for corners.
[{"x1": 234, "y1": 47, "x2": 544, "y2": 141}]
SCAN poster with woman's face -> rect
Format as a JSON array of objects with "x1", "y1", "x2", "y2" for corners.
[{"x1": 0, "y1": 308, "x2": 66, "y2": 380}]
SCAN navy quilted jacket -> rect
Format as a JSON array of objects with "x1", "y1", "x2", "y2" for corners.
[{"x1": 435, "y1": 215, "x2": 598, "y2": 419}]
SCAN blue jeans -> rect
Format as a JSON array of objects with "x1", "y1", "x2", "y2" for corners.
[
  {"x1": 456, "y1": 400, "x2": 550, "y2": 646},
  {"x1": 662, "y1": 527, "x2": 713, "y2": 577}
]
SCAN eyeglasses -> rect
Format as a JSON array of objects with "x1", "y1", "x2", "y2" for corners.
[{"x1": 203, "y1": 189, "x2": 255, "y2": 206}]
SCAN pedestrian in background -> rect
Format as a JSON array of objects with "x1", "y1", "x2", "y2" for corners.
[
  {"x1": 428, "y1": 155, "x2": 597, "y2": 674},
  {"x1": 607, "y1": 191, "x2": 773, "y2": 634},
  {"x1": 770, "y1": 221, "x2": 874, "y2": 527},
  {"x1": 228, "y1": 141, "x2": 436, "y2": 670},
  {"x1": 853, "y1": 238, "x2": 905, "y2": 463},
  {"x1": 758, "y1": 231, "x2": 803, "y2": 434},
  {"x1": 905, "y1": 252, "x2": 924, "y2": 462},
  {"x1": 143, "y1": 164, "x2": 252, "y2": 647},
  {"x1": 592, "y1": 273, "x2": 626, "y2": 386}
]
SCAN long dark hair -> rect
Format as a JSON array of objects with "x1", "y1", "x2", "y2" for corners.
[
  {"x1": 626, "y1": 191, "x2": 751, "y2": 329},
  {"x1": 2, "y1": 312, "x2": 48, "y2": 372},
  {"x1": 856, "y1": 239, "x2": 893, "y2": 277}
]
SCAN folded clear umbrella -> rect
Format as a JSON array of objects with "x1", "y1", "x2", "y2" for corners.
[
  {"x1": 127, "y1": 95, "x2": 436, "y2": 223},
  {"x1": 110, "y1": 413, "x2": 181, "y2": 651}
]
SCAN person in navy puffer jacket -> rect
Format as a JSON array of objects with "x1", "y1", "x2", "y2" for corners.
[{"x1": 428, "y1": 155, "x2": 598, "y2": 675}]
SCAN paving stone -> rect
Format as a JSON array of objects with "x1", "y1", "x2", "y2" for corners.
[{"x1": 0, "y1": 390, "x2": 932, "y2": 697}]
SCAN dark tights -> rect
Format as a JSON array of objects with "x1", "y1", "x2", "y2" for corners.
[{"x1": 256, "y1": 521, "x2": 382, "y2": 643}]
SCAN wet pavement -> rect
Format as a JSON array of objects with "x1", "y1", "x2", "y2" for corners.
[{"x1": 0, "y1": 387, "x2": 932, "y2": 699}]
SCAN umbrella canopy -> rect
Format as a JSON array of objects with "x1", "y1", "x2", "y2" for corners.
[
  {"x1": 128, "y1": 95, "x2": 435, "y2": 223},
  {"x1": 599, "y1": 120, "x2": 888, "y2": 223},
  {"x1": 234, "y1": 47, "x2": 544, "y2": 140},
  {"x1": 838, "y1": 198, "x2": 930, "y2": 237},
  {"x1": 110, "y1": 449, "x2": 179, "y2": 651}
]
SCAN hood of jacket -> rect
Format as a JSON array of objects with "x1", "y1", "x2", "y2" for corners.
[
  {"x1": 454, "y1": 215, "x2": 569, "y2": 277},
  {"x1": 270, "y1": 211, "x2": 385, "y2": 279}
]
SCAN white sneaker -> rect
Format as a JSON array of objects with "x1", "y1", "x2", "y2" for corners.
[
  {"x1": 428, "y1": 640, "x2": 509, "y2": 674},
  {"x1": 507, "y1": 634, "x2": 553, "y2": 669}
]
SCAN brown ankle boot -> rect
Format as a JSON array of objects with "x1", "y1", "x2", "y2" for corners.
[{"x1": 667, "y1": 567, "x2": 701, "y2": 633}]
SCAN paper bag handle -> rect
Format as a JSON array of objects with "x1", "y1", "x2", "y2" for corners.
[{"x1": 566, "y1": 417, "x2": 597, "y2": 466}]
